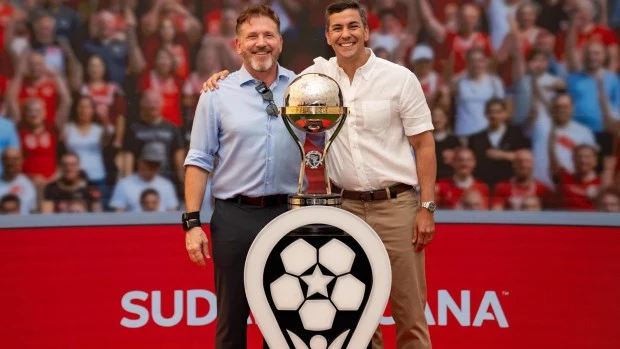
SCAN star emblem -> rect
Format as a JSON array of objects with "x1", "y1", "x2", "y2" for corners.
[{"x1": 301, "y1": 266, "x2": 334, "y2": 297}]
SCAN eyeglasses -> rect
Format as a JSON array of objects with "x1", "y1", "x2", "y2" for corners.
[{"x1": 256, "y1": 82, "x2": 279, "y2": 118}]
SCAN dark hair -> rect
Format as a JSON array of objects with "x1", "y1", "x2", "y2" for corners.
[
  {"x1": 526, "y1": 48, "x2": 549, "y2": 62},
  {"x1": 484, "y1": 98, "x2": 506, "y2": 113},
  {"x1": 236, "y1": 4, "x2": 281, "y2": 35},
  {"x1": 71, "y1": 94, "x2": 97, "y2": 123},
  {"x1": 466, "y1": 47, "x2": 487, "y2": 61},
  {"x1": 140, "y1": 188, "x2": 160, "y2": 202},
  {"x1": 325, "y1": 0, "x2": 368, "y2": 30},
  {"x1": 0, "y1": 194, "x2": 20, "y2": 207},
  {"x1": 85, "y1": 54, "x2": 108, "y2": 83},
  {"x1": 60, "y1": 151, "x2": 80, "y2": 163},
  {"x1": 155, "y1": 47, "x2": 177, "y2": 74},
  {"x1": 377, "y1": 8, "x2": 396, "y2": 20}
]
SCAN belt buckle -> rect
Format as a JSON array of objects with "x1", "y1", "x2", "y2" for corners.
[
  {"x1": 359, "y1": 191, "x2": 374, "y2": 201},
  {"x1": 258, "y1": 196, "x2": 266, "y2": 208}
]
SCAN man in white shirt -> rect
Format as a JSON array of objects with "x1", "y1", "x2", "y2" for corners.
[
  {"x1": 301, "y1": 4, "x2": 436, "y2": 347},
  {"x1": 0, "y1": 148, "x2": 37, "y2": 215},
  {"x1": 204, "y1": 2, "x2": 436, "y2": 348},
  {"x1": 546, "y1": 93, "x2": 597, "y2": 183},
  {"x1": 109, "y1": 143, "x2": 179, "y2": 212}
]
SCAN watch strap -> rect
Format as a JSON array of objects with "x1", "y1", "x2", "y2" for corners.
[{"x1": 182, "y1": 211, "x2": 201, "y2": 231}]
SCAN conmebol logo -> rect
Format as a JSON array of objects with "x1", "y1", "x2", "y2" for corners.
[{"x1": 120, "y1": 289, "x2": 509, "y2": 329}]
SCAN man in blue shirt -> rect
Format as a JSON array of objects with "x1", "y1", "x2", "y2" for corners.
[
  {"x1": 182, "y1": 5, "x2": 304, "y2": 349},
  {"x1": 566, "y1": 41, "x2": 620, "y2": 133}
]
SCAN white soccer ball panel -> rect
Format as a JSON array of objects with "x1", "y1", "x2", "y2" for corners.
[
  {"x1": 270, "y1": 275, "x2": 305, "y2": 311},
  {"x1": 318, "y1": 239, "x2": 355, "y2": 275},
  {"x1": 280, "y1": 239, "x2": 317, "y2": 276},
  {"x1": 299, "y1": 300, "x2": 337, "y2": 331},
  {"x1": 331, "y1": 274, "x2": 366, "y2": 311}
]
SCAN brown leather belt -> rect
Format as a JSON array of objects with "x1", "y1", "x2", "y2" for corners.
[
  {"x1": 331, "y1": 182, "x2": 413, "y2": 201},
  {"x1": 226, "y1": 194, "x2": 288, "y2": 207}
]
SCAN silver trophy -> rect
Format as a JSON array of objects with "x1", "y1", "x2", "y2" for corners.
[{"x1": 280, "y1": 73, "x2": 348, "y2": 209}]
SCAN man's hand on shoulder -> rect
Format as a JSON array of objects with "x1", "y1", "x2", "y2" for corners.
[{"x1": 201, "y1": 70, "x2": 231, "y2": 93}]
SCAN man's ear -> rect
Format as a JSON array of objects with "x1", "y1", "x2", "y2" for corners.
[{"x1": 235, "y1": 38, "x2": 241, "y2": 54}]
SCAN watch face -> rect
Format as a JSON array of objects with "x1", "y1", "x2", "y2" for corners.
[{"x1": 427, "y1": 202, "x2": 436, "y2": 212}]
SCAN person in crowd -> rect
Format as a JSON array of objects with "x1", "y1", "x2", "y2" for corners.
[
  {"x1": 492, "y1": 149, "x2": 554, "y2": 210},
  {"x1": 479, "y1": 0, "x2": 523, "y2": 51},
  {"x1": 142, "y1": 17, "x2": 190, "y2": 79},
  {"x1": 7, "y1": 51, "x2": 72, "y2": 131},
  {"x1": 566, "y1": 40, "x2": 619, "y2": 185},
  {"x1": 122, "y1": 89, "x2": 185, "y2": 185},
  {"x1": 494, "y1": 1, "x2": 551, "y2": 85},
  {"x1": 457, "y1": 188, "x2": 488, "y2": 210},
  {"x1": 82, "y1": 9, "x2": 145, "y2": 86},
  {"x1": 27, "y1": 10, "x2": 82, "y2": 91},
  {"x1": 418, "y1": 0, "x2": 492, "y2": 77},
  {"x1": 432, "y1": 106, "x2": 460, "y2": 179},
  {"x1": 141, "y1": 0, "x2": 202, "y2": 44},
  {"x1": 410, "y1": 44, "x2": 443, "y2": 101},
  {"x1": 369, "y1": 8, "x2": 404, "y2": 57},
  {"x1": 80, "y1": 54, "x2": 126, "y2": 141},
  {"x1": 566, "y1": 41, "x2": 620, "y2": 132},
  {"x1": 555, "y1": 0, "x2": 618, "y2": 73},
  {"x1": 0, "y1": 193, "x2": 21, "y2": 214},
  {"x1": 139, "y1": 188, "x2": 160, "y2": 212},
  {"x1": 436, "y1": 147, "x2": 489, "y2": 209},
  {"x1": 139, "y1": 48, "x2": 184, "y2": 127},
  {"x1": 110, "y1": 142, "x2": 178, "y2": 212},
  {"x1": 545, "y1": 93, "x2": 597, "y2": 184},
  {"x1": 596, "y1": 186, "x2": 620, "y2": 212},
  {"x1": 183, "y1": 44, "x2": 224, "y2": 142},
  {"x1": 42, "y1": 0, "x2": 81, "y2": 40},
  {"x1": 18, "y1": 98, "x2": 58, "y2": 187},
  {"x1": 63, "y1": 95, "x2": 111, "y2": 202},
  {"x1": 453, "y1": 47, "x2": 505, "y2": 137},
  {"x1": 554, "y1": 144, "x2": 601, "y2": 210},
  {"x1": 0, "y1": 147, "x2": 36, "y2": 214},
  {"x1": 41, "y1": 152, "x2": 102, "y2": 213},
  {"x1": 469, "y1": 98, "x2": 530, "y2": 186}
]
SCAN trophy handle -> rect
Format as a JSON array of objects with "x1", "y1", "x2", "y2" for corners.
[
  {"x1": 280, "y1": 113, "x2": 307, "y2": 195},
  {"x1": 323, "y1": 107, "x2": 348, "y2": 194}
]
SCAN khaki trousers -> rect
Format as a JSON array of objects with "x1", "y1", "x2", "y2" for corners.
[{"x1": 341, "y1": 189, "x2": 432, "y2": 349}]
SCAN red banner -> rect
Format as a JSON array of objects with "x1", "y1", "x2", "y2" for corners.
[{"x1": 1, "y1": 224, "x2": 619, "y2": 348}]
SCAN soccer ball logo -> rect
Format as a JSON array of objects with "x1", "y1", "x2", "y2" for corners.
[{"x1": 269, "y1": 238, "x2": 367, "y2": 349}]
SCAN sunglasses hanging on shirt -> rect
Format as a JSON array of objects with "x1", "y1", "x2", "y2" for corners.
[{"x1": 256, "y1": 82, "x2": 279, "y2": 118}]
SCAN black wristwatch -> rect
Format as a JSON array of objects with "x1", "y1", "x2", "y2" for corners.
[{"x1": 182, "y1": 211, "x2": 201, "y2": 231}]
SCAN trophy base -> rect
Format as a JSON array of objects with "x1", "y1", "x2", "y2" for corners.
[{"x1": 288, "y1": 193, "x2": 342, "y2": 209}]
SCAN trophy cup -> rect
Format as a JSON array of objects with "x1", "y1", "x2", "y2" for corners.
[
  {"x1": 280, "y1": 73, "x2": 348, "y2": 209},
  {"x1": 244, "y1": 74, "x2": 391, "y2": 349}
]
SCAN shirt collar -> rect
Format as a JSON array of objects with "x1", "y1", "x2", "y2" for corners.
[{"x1": 238, "y1": 63, "x2": 292, "y2": 87}]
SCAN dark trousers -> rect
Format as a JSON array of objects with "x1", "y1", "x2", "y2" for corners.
[{"x1": 210, "y1": 198, "x2": 288, "y2": 349}]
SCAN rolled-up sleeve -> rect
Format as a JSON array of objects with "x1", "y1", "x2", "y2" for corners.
[
  {"x1": 400, "y1": 73, "x2": 434, "y2": 136},
  {"x1": 184, "y1": 92, "x2": 219, "y2": 172}
]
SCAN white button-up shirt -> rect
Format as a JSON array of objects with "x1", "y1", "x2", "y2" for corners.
[{"x1": 301, "y1": 49, "x2": 433, "y2": 191}]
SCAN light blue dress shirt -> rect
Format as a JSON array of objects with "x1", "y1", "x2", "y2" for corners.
[
  {"x1": 0, "y1": 116, "x2": 20, "y2": 175},
  {"x1": 184, "y1": 64, "x2": 306, "y2": 199}
]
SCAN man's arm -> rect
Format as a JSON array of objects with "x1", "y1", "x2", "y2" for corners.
[
  {"x1": 184, "y1": 92, "x2": 220, "y2": 267},
  {"x1": 125, "y1": 8, "x2": 146, "y2": 76},
  {"x1": 417, "y1": 0, "x2": 447, "y2": 43},
  {"x1": 409, "y1": 131, "x2": 436, "y2": 251}
]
